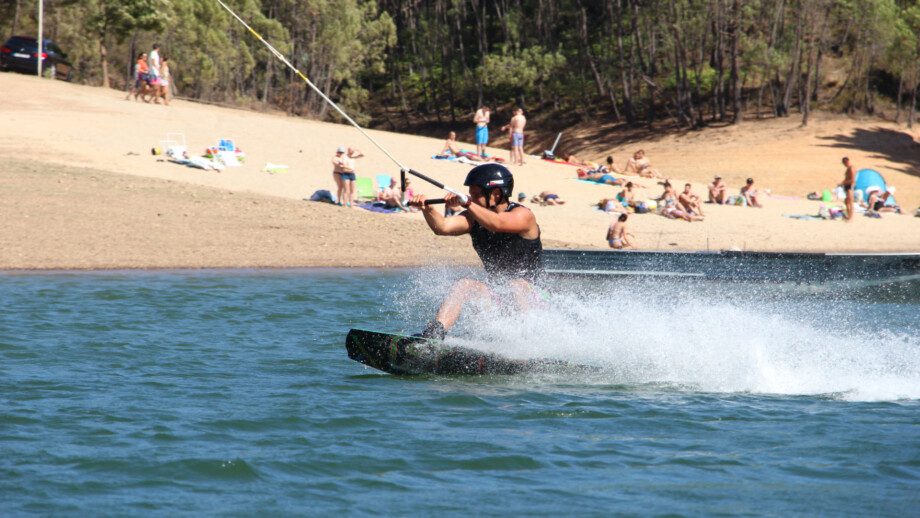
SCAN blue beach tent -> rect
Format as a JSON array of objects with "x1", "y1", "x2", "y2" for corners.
[{"x1": 854, "y1": 168, "x2": 897, "y2": 206}]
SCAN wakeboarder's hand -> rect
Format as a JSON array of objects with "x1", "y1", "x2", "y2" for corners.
[
  {"x1": 444, "y1": 193, "x2": 469, "y2": 209},
  {"x1": 411, "y1": 194, "x2": 433, "y2": 211}
]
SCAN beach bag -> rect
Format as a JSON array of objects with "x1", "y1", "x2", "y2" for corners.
[{"x1": 634, "y1": 202, "x2": 649, "y2": 214}]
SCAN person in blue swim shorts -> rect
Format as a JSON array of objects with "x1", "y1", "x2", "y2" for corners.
[
  {"x1": 473, "y1": 106, "x2": 491, "y2": 156},
  {"x1": 501, "y1": 107, "x2": 527, "y2": 166}
]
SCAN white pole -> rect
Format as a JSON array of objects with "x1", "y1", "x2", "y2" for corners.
[{"x1": 37, "y1": 0, "x2": 43, "y2": 77}]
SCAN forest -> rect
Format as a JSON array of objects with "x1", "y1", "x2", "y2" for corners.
[{"x1": 4, "y1": 0, "x2": 920, "y2": 133}]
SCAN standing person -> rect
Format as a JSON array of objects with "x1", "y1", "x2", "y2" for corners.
[
  {"x1": 473, "y1": 106, "x2": 491, "y2": 157},
  {"x1": 125, "y1": 52, "x2": 147, "y2": 101},
  {"x1": 410, "y1": 164, "x2": 543, "y2": 340},
  {"x1": 606, "y1": 213, "x2": 633, "y2": 249},
  {"x1": 501, "y1": 107, "x2": 527, "y2": 166},
  {"x1": 341, "y1": 147, "x2": 363, "y2": 207},
  {"x1": 158, "y1": 57, "x2": 171, "y2": 106},
  {"x1": 148, "y1": 43, "x2": 162, "y2": 104},
  {"x1": 841, "y1": 157, "x2": 855, "y2": 221},
  {"x1": 332, "y1": 146, "x2": 355, "y2": 207}
]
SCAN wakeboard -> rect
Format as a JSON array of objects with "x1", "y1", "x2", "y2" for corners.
[{"x1": 346, "y1": 328, "x2": 585, "y2": 376}]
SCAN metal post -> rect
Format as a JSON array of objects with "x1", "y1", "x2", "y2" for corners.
[{"x1": 37, "y1": 0, "x2": 43, "y2": 77}]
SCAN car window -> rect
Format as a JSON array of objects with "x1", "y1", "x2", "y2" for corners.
[{"x1": 5, "y1": 37, "x2": 37, "y2": 51}]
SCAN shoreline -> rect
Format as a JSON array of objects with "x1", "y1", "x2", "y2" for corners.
[
  {"x1": 1, "y1": 74, "x2": 919, "y2": 269},
  {"x1": 5, "y1": 245, "x2": 920, "y2": 274}
]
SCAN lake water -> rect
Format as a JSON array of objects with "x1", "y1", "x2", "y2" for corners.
[{"x1": 1, "y1": 269, "x2": 918, "y2": 515}]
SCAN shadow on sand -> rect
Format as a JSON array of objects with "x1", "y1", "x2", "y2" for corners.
[{"x1": 817, "y1": 126, "x2": 920, "y2": 178}]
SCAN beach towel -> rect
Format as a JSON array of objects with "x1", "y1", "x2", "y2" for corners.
[
  {"x1": 358, "y1": 202, "x2": 401, "y2": 214},
  {"x1": 782, "y1": 214, "x2": 824, "y2": 221},
  {"x1": 168, "y1": 156, "x2": 224, "y2": 171},
  {"x1": 263, "y1": 163, "x2": 289, "y2": 173},
  {"x1": 573, "y1": 178, "x2": 620, "y2": 187},
  {"x1": 445, "y1": 150, "x2": 507, "y2": 164}
]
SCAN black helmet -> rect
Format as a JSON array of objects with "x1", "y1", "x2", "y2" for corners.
[{"x1": 464, "y1": 163, "x2": 514, "y2": 202}]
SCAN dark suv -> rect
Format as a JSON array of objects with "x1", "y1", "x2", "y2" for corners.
[{"x1": 0, "y1": 36, "x2": 72, "y2": 81}]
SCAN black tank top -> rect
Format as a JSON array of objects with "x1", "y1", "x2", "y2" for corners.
[{"x1": 467, "y1": 203, "x2": 543, "y2": 282}]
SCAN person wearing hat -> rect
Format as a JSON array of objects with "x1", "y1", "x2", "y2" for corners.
[
  {"x1": 331, "y1": 145, "x2": 363, "y2": 207},
  {"x1": 410, "y1": 163, "x2": 543, "y2": 340},
  {"x1": 708, "y1": 175, "x2": 728, "y2": 204}
]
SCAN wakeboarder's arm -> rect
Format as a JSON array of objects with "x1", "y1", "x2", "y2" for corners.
[{"x1": 415, "y1": 195, "x2": 472, "y2": 236}]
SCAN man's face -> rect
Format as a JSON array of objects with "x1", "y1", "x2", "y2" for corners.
[
  {"x1": 684, "y1": 186, "x2": 691, "y2": 193},
  {"x1": 468, "y1": 185, "x2": 486, "y2": 205}
]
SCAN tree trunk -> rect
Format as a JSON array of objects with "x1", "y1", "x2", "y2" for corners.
[
  {"x1": 100, "y1": 38, "x2": 110, "y2": 89},
  {"x1": 126, "y1": 32, "x2": 137, "y2": 89},
  {"x1": 729, "y1": 0, "x2": 741, "y2": 123},
  {"x1": 614, "y1": 0, "x2": 636, "y2": 124},
  {"x1": 895, "y1": 75, "x2": 903, "y2": 123},
  {"x1": 578, "y1": 2, "x2": 608, "y2": 103},
  {"x1": 10, "y1": 0, "x2": 21, "y2": 38},
  {"x1": 908, "y1": 84, "x2": 917, "y2": 129},
  {"x1": 712, "y1": 0, "x2": 726, "y2": 121},
  {"x1": 263, "y1": 59, "x2": 273, "y2": 107},
  {"x1": 780, "y1": 8, "x2": 804, "y2": 118}
]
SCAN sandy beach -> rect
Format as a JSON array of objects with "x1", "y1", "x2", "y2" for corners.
[{"x1": 1, "y1": 73, "x2": 919, "y2": 269}]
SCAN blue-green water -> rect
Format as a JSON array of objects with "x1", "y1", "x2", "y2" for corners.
[{"x1": 1, "y1": 269, "x2": 918, "y2": 515}]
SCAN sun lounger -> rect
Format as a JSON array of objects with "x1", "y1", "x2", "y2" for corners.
[
  {"x1": 375, "y1": 174, "x2": 392, "y2": 191},
  {"x1": 355, "y1": 176, "x2": 376, "y2": 199}
]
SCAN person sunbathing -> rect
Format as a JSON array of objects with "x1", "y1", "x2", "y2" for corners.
[
  {"x1": 657, "y1": 181, "x2": 700, "y2": 222},
  {"x1": 741, "y1": 178, "x2": 763, "y2": 207},
  {"x1": 564, "y1": 154, "x2": 598, "y2": 168},
  {"x1": 603, "y1": 155, "x2": 624, "y2": 174},
  {"x1": 531, "y1": 191, "x2": 566, "y2": 206},
  {"x1": 377, "y1": 178, "x2": 408, "y2": 210},
  {"x1": 866, "y1": 188, "x2": 900, "y2": 214},
  {"x1": 624, "y1": 150, "x2": 662, "y2": 178},
  {"x1": 678, "y1": 183, "x2": 704, "y2": 217},
  {"x1": 440, "y1": 131, "x2": 461, "y2": 156},
  {"x1": 708, "y1": 175, "x2": 728, "y2": 204},
  {"x1": 617, "y1": 182, "x2": 638, "y2": 208},
  {"x1": 597, "y1": 198, "x2": 623, "y2": 212},
  {"x1": 606, "y1": 213, "x2": 634, "y2": 249},
  {"x1": 583, "y1": 171, "x2": 625, "y2": 186},
  {"x1": 657, "y1": 181, "x2": 678, "y2": 205}
]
